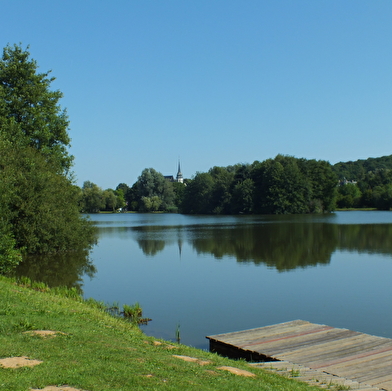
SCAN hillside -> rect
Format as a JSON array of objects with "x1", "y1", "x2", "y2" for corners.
[{"x1": 333, "y1": 154, "x2": 392, "y2": 181}]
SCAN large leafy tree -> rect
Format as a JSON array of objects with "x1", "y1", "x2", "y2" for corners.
[
  {"x1": 252, "y1": 155, "x2": 312, "y2": 214},
  {"x1": 0, "y1": 138, "x2": 96, "y2": 254},
  {"x1": 0, "y1": 44, "x2": 96, "y2": 272},
  {"x1": 208, "y1": 166, "x2": 234, "y2": 214},
  {"x1": 0, "y1": 44, "x2": 72, "y2": 172},
  {"x1": 298, "y1": 159, "x2": 337, "y2": 212},
  {"x1": 182, "y1": 172, "x2": 214, "y2": 214},
  {"x1": 231, "y1": 178, "x2": 255, "y2": 214},
  {"x1": 135, "y1": 168, "x2": 176, "y2": 212},
  {"x1": 81, "y1": 181, "x2": 105, "y2": 213},
  {"x1": 230, "y1": 164, "x2": 254, "y2": 214}
]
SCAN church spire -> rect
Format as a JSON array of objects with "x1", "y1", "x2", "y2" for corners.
[{"x1": 176, "y1": 160, "x2": 183, "y2": 183}]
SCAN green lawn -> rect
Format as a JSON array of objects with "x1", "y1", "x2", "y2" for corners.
[{"x1": 0, "y1": 276, "x2": 321, "y2": 391}]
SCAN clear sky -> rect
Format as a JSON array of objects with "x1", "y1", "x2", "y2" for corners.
[{"x1": 3, "y1": 0, "x2": 392, "y2": 189}]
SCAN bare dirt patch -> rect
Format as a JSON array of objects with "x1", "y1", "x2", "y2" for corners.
[
  {"x1": 30, "y1": 387, "x2": 86, "y2": 391},
  {"x1": 217, "y1": 366, "x2": 256, "y2": 377},
  {"x1": 23, "y1": 330, "x2": 66, "y2": 338},
  {"x1": 0, "y1": 356, "x2": 43, "y2": 369},
  {"x1": 164, "y1": 344, "x2": 177, "y2": 349},
  {"x1": 153, "y1": 340, "x2": 177, "y2": 349},
  {"x1": 172, "y1": 355, "x2": 212, "y2": 366}
]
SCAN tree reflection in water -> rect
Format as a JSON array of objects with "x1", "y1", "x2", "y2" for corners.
[
  {"x1": 15, "y1": 249, "x2": 96, "y2": 293},
  {"x1": 133, "y1": 222, "x2": 392, "y2": 271}
]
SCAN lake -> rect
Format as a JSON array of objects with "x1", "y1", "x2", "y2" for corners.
[{"x1": 17, "y1": 211, "x2": 392, "y2": 350}]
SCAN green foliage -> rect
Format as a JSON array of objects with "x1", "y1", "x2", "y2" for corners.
[
  {"x1": 252, "y1": 155, "x2": 312, "y2": 214},
  {"x1": 114, "y1": 188, "x2": 126, "y2": 210},
  {"x1": 0, "y1": 44, "x2": 97, "y2": 273},
  {"x1": 181, "y1": 156, "x2": 337, "y2": 215},
  {"x1": 0, "y1": 229, "x2": 22, "y2": 275},
  {"x1": 231, "y1": 178, "x2": 255, "y2": 214},
  {"x1": 334, "y1": 154, "x2": 392, "y2": 180},
  {"x1": 0, "y1": 44, "x2": 72, "y2": 172},
  {"x1": 134, "y1": 168, "x2": 176, "y2": 212},
  {"x1": 209, "y1": 166, "x2": 235, "y2": 214},
  {"x1": 80, "y1": 182, "x2": 126, "y2": 213},
  {"x1": 172, "y1": 181, "x2": 186, "y2": 210},
  {"x1": 373, "y1": 184, "x2": 392, "y2": 210},
  {"x1": 81, "y1": 181, "x2": 105, "y2": 213},
  {"x1": 333, "y1": 168, "x2": 392, "y2": 210},
  {"x1": 141, "y1": 195, "x2": 162, "y2": 211},
  {"x1": 0, "y1": 140, "x2": 96, "y2": 254},
  {"x1": 182, "y1": 172, "x2": 214, "y2": 214},
  {"x1": 124, "y1": 182, "x2": 139, "y2": 211},
  {"x1": 122, "y1": 302, "x2": 149, "y2": 324},
  {"x1": 337, "y1": 183, "x2": 362, "y2": 208},
  {"x1": 298, "y1": 158, "x2": 338, "y2": 212}
]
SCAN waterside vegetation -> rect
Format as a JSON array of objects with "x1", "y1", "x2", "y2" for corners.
[
  {"x1": 0, "y1": 44, "x2": 96, "y2": 275},
  {"x1": 83, "y1": 154, "x2": 392, "y2": 215},
  {"x1": 83, "y1": 156, "x2": 338, "y2": 215}
]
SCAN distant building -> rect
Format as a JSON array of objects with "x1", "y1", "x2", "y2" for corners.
[
  {"x1": 176, "y1": 161, "x2": 183, "y2": 183},
  {"x1": 339, "y1": 177, "x2": 358, "y2": 186},
  {"x1": 165, "y1": 161, "x2": 184, "y2": 183}
]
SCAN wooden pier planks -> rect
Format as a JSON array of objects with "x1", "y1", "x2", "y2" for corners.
[{"x1": 207, "y1": 320, "x2": 392, "y2": 390}]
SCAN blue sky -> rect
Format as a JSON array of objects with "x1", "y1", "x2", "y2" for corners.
[{"x1": 3, "y1": 1, "x2": 392, "y2": 189}]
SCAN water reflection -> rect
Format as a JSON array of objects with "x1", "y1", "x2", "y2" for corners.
[
  {"x1": 188, "y1": 223, "x2": 336, "y2": 271},
  {"x1": 85, "y1": 212, "x2": 392, "y2": 348},
  {"x1": 15, "y1": 213, "x2": 392, "y2": 290},
  {"x1": 132, "y1": 223, "x2": 392, "y2": 270},
  {"x1": 337, "y1": 224, "x2": 392, "y2": 255},
  {"x1": 16, "y1": 249, "x2": 96, "y2": 292},
  {"x1": 137, "y1": 239, "x2": 166, "y2": 256}
]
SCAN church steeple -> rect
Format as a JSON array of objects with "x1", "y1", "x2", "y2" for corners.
[{"x1": 176, "y1": 161, "x2": 183, "y2": 183}]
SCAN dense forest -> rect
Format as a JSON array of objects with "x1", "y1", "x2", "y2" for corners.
[
  {"x1": 82, "y1": 154, "x2": 392, "y2": 214},
  {"x1": 333, "y1": 155, "x2": 392, "y2": 181},
  {"x1": 332, "y1": 155, "x2": 392, "y2": 209},
  {"x1": 81, "y1": 156, "x2": 338, "y2": 215}
]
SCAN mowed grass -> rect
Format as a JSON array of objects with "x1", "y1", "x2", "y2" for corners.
[{"x1": 0, "y1": 277, "x2": 320, "y2": 391}]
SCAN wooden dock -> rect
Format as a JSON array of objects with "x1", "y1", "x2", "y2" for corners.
[{"x1": 207, "y1": 320, "x2": 392, "y2": 390}]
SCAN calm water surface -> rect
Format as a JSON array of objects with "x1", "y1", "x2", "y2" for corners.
[{"x1": 18, "y1": 211, "x2": 392, "y2": 350}]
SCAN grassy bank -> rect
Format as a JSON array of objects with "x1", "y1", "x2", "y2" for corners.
[{"x1": 0, "y1": 277, "x2": 320, "y2": 391}]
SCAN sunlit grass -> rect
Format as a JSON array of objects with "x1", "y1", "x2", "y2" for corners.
[{"x1": 0, "y1": 276, "x2": 320, "y2": 391}]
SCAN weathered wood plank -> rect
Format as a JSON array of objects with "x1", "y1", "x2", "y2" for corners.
[
  {"x1": 206, "y1": 320, "x2": 392, "y2": 391},
  {"x1": 254, "y1": 329, "x2": 359, "y2": 356},
  {"x1": 276, "y1": 333, "x2": 370, "y2": 361},
  {"x1": 293, "y1": 340, "x2": 392, "y2": 368},
  {"x1": 376, "y1": 379, "x2": 392, "y2": 390}
]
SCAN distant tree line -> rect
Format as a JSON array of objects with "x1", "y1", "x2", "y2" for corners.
[
  {"x1": 336, "y1": 169, "x2": 392, "y2": 209},
  {"x1": 181, "y1": 155, "x2": 337, "y2": 214},
  {"x1": 81, "y1": 168, "x2": 183, "y2": 213},
  {"x1": 333, "y1": 155, "x2": 392, "y2": 181},
  {"x1": 80, "y1": 181, "x2": 126, "y2": 213},
  {"x1": 82, "y1": 155, "x2": 339, "y2": 215},
  {"x1": 333, "y1": 155, "x2": 392, "y2": 209},
  {"x1": 81, "y1": 157, "x2": 392, "y2": 215}
]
